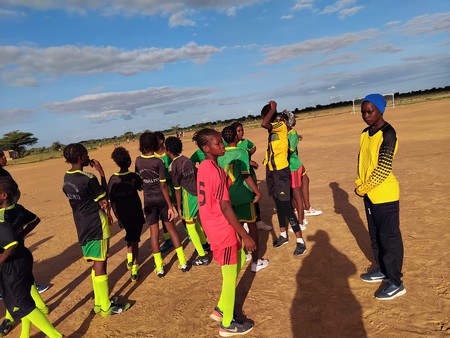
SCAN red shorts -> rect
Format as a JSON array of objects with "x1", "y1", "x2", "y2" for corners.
[
  {"x1": 291, "y1": 165, "x2": 304, "y2": 188},
  {"x1": 213, "y1": 242, "x2": 242, "y2": 266}
]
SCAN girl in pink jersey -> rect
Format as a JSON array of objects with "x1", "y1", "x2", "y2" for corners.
[{"x1": 193, "y1": 128, "x2": 256, "y2": 337}]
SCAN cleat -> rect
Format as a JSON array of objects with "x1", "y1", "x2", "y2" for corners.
[
  {"x1": 219, "y1": 319, "x2": 253, "y2": 337},
  {"x1": 0, "y1": 319, "x2": 15, "y2": 336},
  {"x1": 179, "y1": 264, "x2": 188, "y2": 272},
  {"x1": 293, "y1": 242, "x2": 307, "y2": 256},
  {"x1": 36, "y1": 284, "x2": 50, "y2": 293},
  {"x1": 273, "y1": 235, "x2": 288, "y2": 248},
  {"x1": 130, "y1": 265, "x2": 140, "y2": 282},
  {"x1": 202, "y1": 243, "x2": 211, "y2": 253},
  {"x1": 375, "y1": 282, "x2": 406, "y2": 300},
  {"x1": 192, "y1": 256, "x2": 210, "y2": 266},
  {"x1": 251, "y1": 258, "x2": 269, "y2": 273},
  {"x1": 100, "y1": 302, "x2": 131, "y2": 318},
  {"x1": 93, "y1": 296, "x2": 121, "y2": 314},
  {"x1": 245, "y1": 253, "x2": 252, "y2": 262},
  {"x1": 155, "y1": 268, "x2": 165, "y2": 278},
  {"x1": 126, "y1": 261, "x2": 132, "y2": 270},
  {"x1": 304, "y1": 207, "x2": 322, "y2": 216},
  {"x1": 360, "y1": 268, "x2": 389, "y2": 283}
]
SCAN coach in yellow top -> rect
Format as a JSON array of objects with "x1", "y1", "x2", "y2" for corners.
[{"x1": 356, "y1": 93, "x2": 406, "y2": 300}]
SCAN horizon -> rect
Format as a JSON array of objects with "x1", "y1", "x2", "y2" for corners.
[{"x1": 1, "y1": 0, "x2": 449, "y2": 147}]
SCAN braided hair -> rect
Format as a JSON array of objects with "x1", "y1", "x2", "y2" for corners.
[
  {"x1": 165, "y1": 136, "x2": 183, "y2": 157},
  {"x1": 139, "y1": 132, "x2": 159, "y2": 154},
  {"x1": 192, "y1": 128, "x2": 220, "y2": 151},
  {"x1": 222, "y1": 125, "x2": 237, "y2": 144},
  {"x1": 63, "y1": 143, "x2": 87, "y2": 164}
]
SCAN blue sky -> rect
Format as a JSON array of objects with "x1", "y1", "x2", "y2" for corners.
[{"x1": 1, "y1": 0, "x2": 449, "y2": 147}]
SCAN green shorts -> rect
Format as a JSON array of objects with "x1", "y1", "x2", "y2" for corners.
[
  {"x1": 81, "y1": 238, "x2": 109, "y2": 262},
  {"x1": 182, "y1": 189, "x2": 199, "y2": 223},
  {"x1": 232, "y1": 202, "x2": 256, "y2": 223}
]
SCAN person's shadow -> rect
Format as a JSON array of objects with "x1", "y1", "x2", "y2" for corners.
[
  {"x1": 292, "y1": 230, "x2": 366, "y2": 337},
  {"x1": 329, "y1": 182, "x2": 374, "y2": 266}
]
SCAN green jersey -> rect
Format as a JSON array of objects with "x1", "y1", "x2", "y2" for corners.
[
  {"x1": 237, "y1": 139, "x2": 256, "y2": 157},
  {"x1": 288, "y1": 129, "x2": 302, "y2": 171},
  {"x1": 218, "y1": 146, "x2": 254, "y2": 206},
  {"x1": 190, "y1": 148, "x2": 205, "y2": 165}
]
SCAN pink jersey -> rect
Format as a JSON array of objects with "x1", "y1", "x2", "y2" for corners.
[{"x1": 197, "y1": 159, "x2": 239, "y2": 253}]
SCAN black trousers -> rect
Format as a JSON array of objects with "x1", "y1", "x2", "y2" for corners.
[{"x1": 364, "y1": 196, "x2": 404, "y2": 285}]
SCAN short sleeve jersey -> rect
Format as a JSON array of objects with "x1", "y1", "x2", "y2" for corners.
[
  {"x1": 190, "y1": 149, "x2": 206, "y2": 165},
  {"x1": 107, "y1": 172, "x2": 145, "y2": 228},
  {"x1": 263, "y1": 121, "x2": 289, "y2": 171},
  {"x1": 356, "y1": 123, "x2": 399, "y2": 203},
  {"x1": 63, "y1": 170, "x2": 110, "y2": 245},
  {"x1": 218, "y1": 147, "x2": 254, "y2": 206},
  {"x1": 0, "y1": 204, "x2": 37, "y2": 260},
  {"x1": 169, "y1": 155, "x2": 197, "y2": 196},
  {"x1": 237, "y1": 139, "x2": 256, "y2": 157},
  {"x1": 197, "y1": 160, "x2": 238, "y2": 252},
  {"x1": 135, "y1": 155, "x2": 166, "y2": 201},
  {"x1": 288, "y1": 129, "x2": 302, "y2": 171}
]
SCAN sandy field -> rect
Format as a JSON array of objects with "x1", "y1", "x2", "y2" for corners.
[{"x1": 2, "y1": 99, "x2": 450, "y2": 338}]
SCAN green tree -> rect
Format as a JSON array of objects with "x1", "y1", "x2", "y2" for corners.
[
  {"x1": 50, "y1": 141, "x2": 63, "y2": 151},
  {"x1": 0, "y1": 130, "x2": 38, "y2": 157}
]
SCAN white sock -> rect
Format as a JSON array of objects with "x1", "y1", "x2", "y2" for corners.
[
  {"x1": 296, "y1": 238, "x2": 305, "y2": 244},
  {"x1": 280, "y1": 231, "x2": 287, "y2": 238}
]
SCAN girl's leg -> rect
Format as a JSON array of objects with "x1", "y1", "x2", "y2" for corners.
[
  {"x1": 217, "y1": 264, "x2": 238, "y2": 327},
  {"x1": 292, "y1": 187, "x2": 304, "y2": 227},
  {"x1": 186, "y1": 221, "x2": 206, "y2": 257},
  {"x1": 301, "y1": 172, "x2": 311, "y2": 210},
  {"x1": 150, "y1": 223, "x2": 164, "y2": 273},
  {"x1": 129, "y1": 241, "x2": 139, "y2": 280},
  {"x1": 21, "y1": 308, "x2": 62, "y2": 338},
  {"x1": 92, "y1": 260, "x2": 111, "y2": 313},
  {"x1": 164, "y1": 221, "x2": 187, "y2": 268},
  {"x1": 126, "y1": 243, "x2": 133, "y2": 269},
  {"x1": 30, "y1": 284, "x2": 49, "y2": 314}
]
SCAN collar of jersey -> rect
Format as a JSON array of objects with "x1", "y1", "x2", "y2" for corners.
[
  {"x1": 141, "y1": 154, "x2": 156, "y2": 159},
  {"x1": 0, "y1": 203, "x2": 15, "y2": 214},
  {"x1": 113, "y1": 171, "x2": 130, "y2": 176},
  {"x1": 66, "y1": 169, "x2": 84, "y2": 174},
  {"x1": 173, "y1": 155, "x2": 182, "y2": 161},
  {"x1": 225, "y1": 146, "x2": 238, "y2": 150}
]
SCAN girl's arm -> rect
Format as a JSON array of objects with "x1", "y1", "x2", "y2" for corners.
[
  {"x1": 19, "y1": 216, "x2": 41, "y2": 238},
  {"x1": 160, "y1": 181, "x2": 174, "y2": 221},
  {"x1": 0, "y1": 244, "x2": 17, "y2": 264},
  {"x1": 243, "y1": 176, "x2": 261, "y2": 204},
  {"x1": 220, "y1": 200, "x2": 256, "y2": 252}
]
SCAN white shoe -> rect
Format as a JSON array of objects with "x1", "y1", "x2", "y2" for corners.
[
  {"x1": 305, "y1": 207, "x2": 322, "y2": 216},
  {"x1": 256, "y1": 221, "x2": 272, "y2": 231},
  {"x1": 303, "y1": 218, "x2": 309, "y2": 226},
  {"x1": 251, "y1": 258, "x2": 269, "y2": 272},
  {"x1": 243, "y1": 223, "x2": 250, "y2": 233},
  {"x1": 246, "y1": 253, "x2": 252, "y2": 262}
]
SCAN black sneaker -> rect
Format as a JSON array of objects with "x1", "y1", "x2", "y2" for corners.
[
  {"x1": 100, "y1": 302, "x2": 131, "y2": 318},
  {"x1": 219, "y1": 319, "x2": 253, "y2": 337},
  {"x1": 375, "y1": 282, "x2": 406, "y2": 300},
  {"x1": 192, "y1": 256, "x2": 210, "y2": 266},
  {"x1": 273, "y1": 235, "x2": 288, "y2": 248},
  {"x1": 360, "y1": 267, "x2": 389, "y2": 283},
  {"x1": 293, "y1": 242, "x2": 307, "y2": 256},
  {"x1": 202, "y1": 243, "x2": 211, "y2": 253},
  {"x1": 209, "y1": 306, "x2": 237, "y2": 322},
  {"x1": 0, "y1": 319, "x2": 15, "y2": 336}
]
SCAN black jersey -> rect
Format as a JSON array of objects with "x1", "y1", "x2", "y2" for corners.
[
  {"x1": 0, "y1": 204, "x2": 36, "y2": 260},
  {"x1": 169, "y1": 155, "x2": 197, "y2": 196},
  {"x1": 62, "y1": 170, "x2": 109, "y2": 245},
  {"x1": 135, "y1": 155, "x2": 166, "y2": 201},
  {"x1": 108, "y1": 172, "x2": 145, "y2": 228}
]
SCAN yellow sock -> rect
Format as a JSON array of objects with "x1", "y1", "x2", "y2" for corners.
[
  {"x1": 186, "y1": 222, "x2": 205, "y2": 256},
  {"x1": 218, "y1": 264, "x2": 238, "y2": 327},
  {"x1": 195, "y1": 219, "x2": 208, "y2": 245},
  {"x1": 93, "y1": 274, "x2": 111, "y2": 312},
  {"x1": 175, "y1": 246, "x2": 187, "y2": 266},
  {"x1": 131, "y1": 264, "x2": 139, "y2": 275},
  {"x1": 127, "y1": 252, "x2": 133, "y2": 265},
  {"x1": 30, "y1": 284, "x2": 47, "y2": 312},
  {"x1": 21, "y1": 308, "x2": 62, "y2": 338},
  {"x1": 5, "y1": 309, "x2": 14, "y2": 322},
  {"x1": 154, "y1": 252, "x2": 163, "y2": 271},
  {"x1": 91, "y1": 269, "x2": 100, "y2": 307}
]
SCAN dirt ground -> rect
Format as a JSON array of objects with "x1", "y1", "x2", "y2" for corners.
[{"x1": 2, "y1": 99, "x2": 450, "y2": 338}]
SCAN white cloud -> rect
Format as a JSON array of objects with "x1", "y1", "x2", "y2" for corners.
[
  {"x1": 45, "y1": 86, "x2": 215, "y2": 122},
  {"x1": 0, "y1": 42, "x2": 223, "y2": 86},
  {"x1": 399, "y1": 12, "x2": 450, "y2": 35},
  {"x1": 260, "y1": 29, "x2": 379, "y2": 64},
  {"x1": 1, "y1": 0, "x2": 263, "y2": 26},
  {"x1": 338, "y1": 6, "x2": 363, "y2": 18},
  {"x1": 0, "y1": 108, "x2": 33, "y2": 126},
  {"x1": 291, "y1": 0, "x2": 315, "y2": 11},
  {"x1": 321, "y1": 0, "x2": 357, "y2": 15},
  {"x1": 0, "y1": 8, "x2": 26, "y2": 19},
  {"x1": 281, "y1": 15, "x2": 293, "y2": 20},
  {"x1": 369, "y1": 44, "x2": 402, "y2": 54},
  {"x1": 328, "y1": 86, "x2": 336, "y2": 90}
]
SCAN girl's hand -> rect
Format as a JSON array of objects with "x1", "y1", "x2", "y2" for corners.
[
  {"x1": 299, "y1": 134, "x2": 303, "y2": 141},
  {"x1": 90, "y1": 159, "x2": 105, "y2": 177},
  {"x1": 167, "y1": 208, "x2": 174, "y2": 221},
  {"x1": 250, "y1": 160, "x2": 259, "y2": 169},
  {"x1": 243, "y1": 234, "x2": 257, "y2": 252},
  {"x1": 253, "y1": 191, "x2": 262, "y2": 204}
]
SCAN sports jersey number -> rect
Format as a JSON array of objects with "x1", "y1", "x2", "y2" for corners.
[{"x1": 199, "y1": 181, "x2": 206, "y2": 206}]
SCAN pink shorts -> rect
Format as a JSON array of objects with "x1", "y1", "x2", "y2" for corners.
[
  {"x1": 291, "y1": 165, "x2": 305, "y2": 188},
  {"x1": 213, "y1": 242, "x2": 242, "y2": 266}
]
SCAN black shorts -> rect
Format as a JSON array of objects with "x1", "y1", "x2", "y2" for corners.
[
  {"x1": 0, "y1": 249, "x2": 35, "y2": 320},
  {"x1": 266, "y1": 167, "x2": 292, "y2": 202},
  {"x1": 122, "y1": 222, "x2": 144, "y2": 242},
  {"x1": 144, "y1": 199, "x2": 171, "y2": 224}
]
